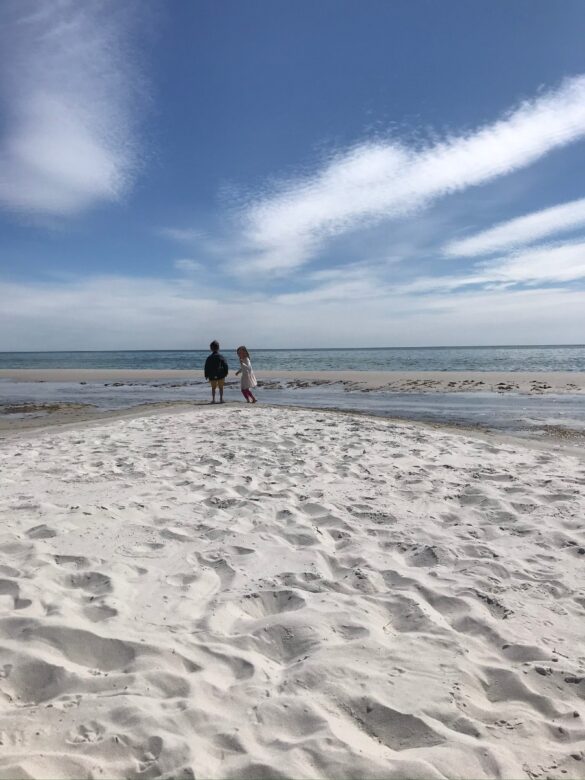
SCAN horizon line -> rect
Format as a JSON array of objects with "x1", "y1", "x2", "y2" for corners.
[{"x1": 1, "y1": 344, "x2": 585, "y2": 354}]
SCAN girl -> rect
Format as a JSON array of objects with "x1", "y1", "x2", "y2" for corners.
[{"x1": 235, "y1": 346, "x2": 258, "y2": 403}]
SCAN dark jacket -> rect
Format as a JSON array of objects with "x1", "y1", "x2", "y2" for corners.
[{"x1": 204, "y1": 352, "x2": 229, "y2": 380}]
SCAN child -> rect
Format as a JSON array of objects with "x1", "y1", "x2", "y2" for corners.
[
  {"x1": 235, "y1": 346, "x2": 257, "y2": 403},
  {"x1": 204, "y1": 340, "x2": 229, "y2": 404}
]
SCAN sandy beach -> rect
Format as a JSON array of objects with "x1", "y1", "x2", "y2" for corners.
[
  {"x1": 2, "y1": 368, "x2": 585, "y2": 394},
  {"x1": 0, "y1": 404, "x2": 584, "y2": 778}
]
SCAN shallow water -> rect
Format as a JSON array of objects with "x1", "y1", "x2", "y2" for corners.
[{"x1": 2, "y1": 378, "x2": 585, "y2": 438}]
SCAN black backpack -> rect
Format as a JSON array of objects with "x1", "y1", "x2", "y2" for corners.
[{"x1": 206, "y1": 353, "x2": 228, "y2": 379}]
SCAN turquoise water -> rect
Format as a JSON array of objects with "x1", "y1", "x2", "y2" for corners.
[{"x1": 1, "y1": 345, "x2": 585, "y2": 371}]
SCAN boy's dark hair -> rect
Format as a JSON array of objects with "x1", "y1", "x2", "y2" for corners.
[{"x1": 210, "y1": 340, "x2": 220, "y2": 352}]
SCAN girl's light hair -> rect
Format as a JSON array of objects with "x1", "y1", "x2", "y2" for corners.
[{"x1": 236, "y1": 345, "x2": 250, "y2": 359}]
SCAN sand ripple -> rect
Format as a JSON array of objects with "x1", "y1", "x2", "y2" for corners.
[{"x1": 0, "y1": 407, "x2": 584, "y2": 778}]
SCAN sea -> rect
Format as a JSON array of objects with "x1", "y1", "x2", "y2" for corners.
[
  {"x1": 2, "y1": 346, "x2": 585, "y2": 439},
  {"x1": 1, "y1": 345, "x2": 585, "y2": 372}
]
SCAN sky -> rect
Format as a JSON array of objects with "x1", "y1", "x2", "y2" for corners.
[{"x1": 1, "y1": 0, "x2": 585, "y2": 350}]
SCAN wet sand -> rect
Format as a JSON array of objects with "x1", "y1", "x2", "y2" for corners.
[
  {"x1": 1, "y1": 368, "x2": 585, "y2": 394},
  {"x1": 0, "y1": 401, "x2": 203, "y2": 434}
]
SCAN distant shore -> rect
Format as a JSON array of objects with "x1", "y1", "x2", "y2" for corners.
[{"x1": 2, "y1": 368, "x2": 585, "y2": 394}]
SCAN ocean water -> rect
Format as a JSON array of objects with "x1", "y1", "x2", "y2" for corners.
[
  {"x1": 3, "y1": 347, "x2": 585, "y2": 437},
  {"x1": 1, "y1": 345, "x2": 585, "y2": 372}
]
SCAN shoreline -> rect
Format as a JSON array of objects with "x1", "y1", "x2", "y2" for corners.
[
  {"x1": 1, "y1": 368, "x2": 585, "y2": 394},
  {"x1": 2, "y1": 398, "x2": 585, "y2": 460},
  {"x1": 0, "y1": 399, "x2": 203, "y2": 435},
  {"x1": 3, "y1": 370, "x2": 585, "y2": 452}
]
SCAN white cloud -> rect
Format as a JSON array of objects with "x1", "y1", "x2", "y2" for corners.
[
  {"x1": 0, "y1": 1, "x2": 145, "y2": 216},
  {"x1": 444, "y1": 197, "x2": 585, "y2": 257},
  {"x1": 275, "y1": 272, "x2": 382, "y2": 305},
  {"x1": 271, "y1": 261, "x2": 400, "y2": 305},
  {"x1": 0, "y1": 276, "x2": 217, "y2": 350},
  {"x1": 397, "y1": 239, "x2": 585, "y2": 293},
  {"x1": 239, "y1": 75, "x2": 585, "y2": 273},
  {"x1": 484, "y1": 240, "x2": 585, "y2": 285},
  {"x1": 2, "y1": 273, "x2": 584, "y2": 350},
  {"x1": 174, "y1": 258, "x2": 203, "y2": 272}
]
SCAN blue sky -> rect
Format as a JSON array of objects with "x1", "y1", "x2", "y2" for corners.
[{"x1": 1, "y1": 0, "x2": 585, "y2": 349}]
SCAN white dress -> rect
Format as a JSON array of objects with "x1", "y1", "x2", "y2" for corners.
[{"x1": 240, "y1": 358, "x2": 257, "y2": 389}]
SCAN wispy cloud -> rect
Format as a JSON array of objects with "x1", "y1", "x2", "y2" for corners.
[
  {"x1": 275, "y1": 266, "x2": 383, "y2": 304},
  {"x1": 0, "y1": 1, "x2": 146, "y2": 217},
  {"x1": 2, "y1": 274, "x2": 584, "y2": 350},
  {"x1": 239, "y1": 75, "x2": 585, "y2": 273},
  {"x1": 398, "y1": 239, "x2": 585, "y2": 294},
  {"x1": 483, "y1": 240, "x2": 585, "y2": 285},
  {"x1": 174, "y1": 258, "x2": 203, "y2": 273},
  {"x1": 444, "y1": 197, "x2": 585, "y2": 257}
]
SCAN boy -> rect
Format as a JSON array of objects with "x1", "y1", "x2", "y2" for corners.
[{"x1": 204, "y1": 340, "x2": 229, "y2": 404}]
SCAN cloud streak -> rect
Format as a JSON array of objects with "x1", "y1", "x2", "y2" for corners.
[
  {"x1": 444, "y1": 197, "x2": 585, "y2": 257},
  {"x1": 481, "y1": 240, "x2": 585, "y2": 286},
  {"x1": 240, "y1": 75, "x2": 585, "y2": 273},
  {"x1": 397, "y1": 239, "x2": 585, "y2": 294},
  {"x1": 174, "y1": 259, "x2": 203, "y2": 273},
  {"x1": 0, "y1": 1, "x2": 146, "y2": 216}
]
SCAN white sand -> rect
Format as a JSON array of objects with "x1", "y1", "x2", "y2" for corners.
[{"x1": 0, "y1": 406, "x2": 584, "y2": 779}]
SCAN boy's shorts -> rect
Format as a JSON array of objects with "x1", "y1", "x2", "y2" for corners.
[{"x1": 210, "y1": 378, "x2": 225, "y2": 390}]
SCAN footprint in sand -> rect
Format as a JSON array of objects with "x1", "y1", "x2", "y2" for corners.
[
  {"x1": 191, "y1": 553, "x2": 236, "y2": 589},
  {"x1": 9, "y1": 498, "x2": 40, "y2": 511},
  {"x1": 31, "y1": 624, "x2": 135, "y2": 672},
  {"x1": 299, "y1": 502, "x2": 329, "y2": 517},
  {"x1": 500, "y1": 643, "x2": 550, "y2": 662},
  {"x1": 54, "y1": 555, "x2": 90, "y2": 570},
  {"x1": 195, "y1": 646, "x2": 255, "y2": 685},
  {"x1": 383, "y1": 593, "x2": 440, "y2": 634},
  {"x1": 166, "y1": 573, "x2": 199, "y2": 587},
  {"x1": 407, "y1": 545, "x2": 442, "y2": 568},
  {"x1": 336, "y1": 623, "x2": 369, "y2": 640},
  {"x1": 249, "y1": 623, "x2": 320, "y2": 663},
  {"x1": 68, "y1": 571, "x2": 112, "y2": 596},
  {"x1": 159, "y1": 528, "x2": 193, "y2": 542},
  {"x1": 0, "y1": 655, "x2": 76, "y2": 704},
  {"x1": 480, "y1": 666, "x2": 563, "y2": 717},
  {"x1": 349, "y1": 698, "x2": 445, "y2": 751},
  {"x1": 226, "y1": 545, "x2": 255, "y2": 556},
  {"x1": 66, "y1": 720, "x2": 106, "y2": 744},
  {"x1": 326, "y1": 528, "x2": 352, "y2": 544},
  {"x1": 0, "y1": 579, "x2": 32, "y2": 610},
  {"x1": 472, "y1": 589, "x2": 513, "y2": 619},
  {"x1": 83, "y1": 603, "x2": 118, "y2": 622},
  {"x1": 281, "y1": 528, "x2": 321, "y2": 547},
  {"x1": 0, "y1": 565, "x2": 22, "y2": 578},
  {"x1": 237, "y1": 589, "x2": 306, "y2": 619},
  {"x1": 117, "y1": 541, "x2": 165, "y2": 558},
  {"x1": 26, "y1": 524, "x2": 57, "y2": 539}
]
